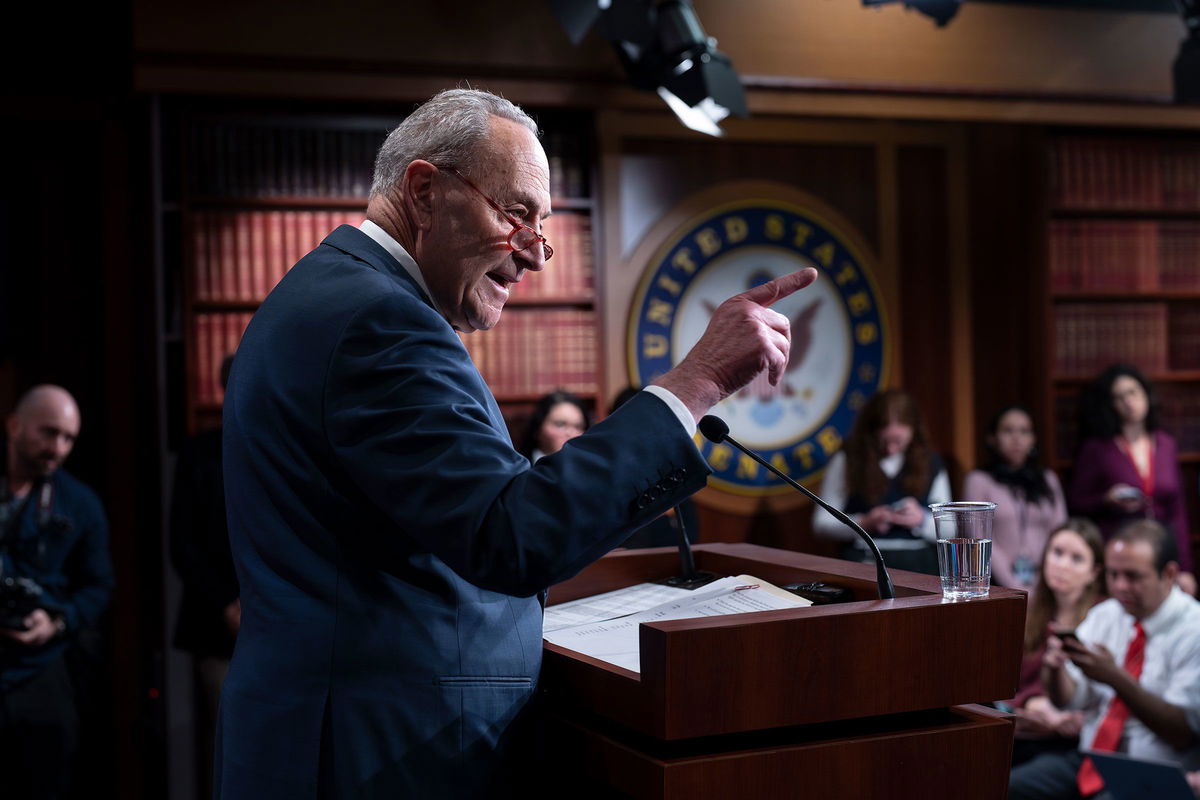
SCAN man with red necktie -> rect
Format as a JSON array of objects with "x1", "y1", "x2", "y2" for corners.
[{"x1": 1009, "y1": 519, "x2": 1200, "y2": 799}]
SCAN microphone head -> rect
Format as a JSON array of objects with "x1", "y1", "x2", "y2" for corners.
[{"x1": 698, "y1": 415, "x2": 730, "y2": 443}]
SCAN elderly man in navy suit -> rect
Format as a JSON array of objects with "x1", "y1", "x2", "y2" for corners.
[{"x1": 216, "y1": 88, "x2": 816, "y2": 799}]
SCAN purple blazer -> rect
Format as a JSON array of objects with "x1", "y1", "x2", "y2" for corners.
[{"x1": 1067, "y1": 432, "x2": 1193, "y2": 572}]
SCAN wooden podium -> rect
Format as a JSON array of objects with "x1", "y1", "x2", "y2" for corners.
[{"x1": 541, "y1": 543, "x2": 1026, "y2": 799}]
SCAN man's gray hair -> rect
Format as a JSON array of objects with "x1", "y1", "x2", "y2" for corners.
[{"x1": 370, "y1": 89, "x2": 539, "y2": 197}]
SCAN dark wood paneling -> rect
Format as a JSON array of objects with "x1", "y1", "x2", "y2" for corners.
[
  {"x1": 549, "y1": 704, "x2": 1015, "y2": 800},
  {"x1": 622, "y1": 138, "x2": 879, "y2": 250},
  {"x1": 966, "y1": 124, "x2": 1049, "y2": 460},
  {"x1": 897, "y1": 146, "x2": 958, "y2": 476}
]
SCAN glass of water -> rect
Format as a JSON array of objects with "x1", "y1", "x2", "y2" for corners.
[{"x1": 929, "y1": 501, "x2": 995, "y2": 601}]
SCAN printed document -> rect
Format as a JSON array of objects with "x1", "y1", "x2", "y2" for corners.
[
  {"x1": 543, "y1": 575, "x2": 812, "y2": 673},
  {"x1": 543, "y1": 581, "x2": 699, "y2": 633}
]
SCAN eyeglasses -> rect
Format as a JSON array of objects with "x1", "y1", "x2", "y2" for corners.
[{"x1": 441, "y1": 166, "x2": 553, "y2": 262}]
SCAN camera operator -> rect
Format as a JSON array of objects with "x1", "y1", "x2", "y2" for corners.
[{"x1": 0, "y1": 385, "x2": 115, "y2": 799}]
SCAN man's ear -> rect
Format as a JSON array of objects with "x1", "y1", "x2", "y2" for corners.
[
  {"x1": 1163, "y1": 560, "x2": 1180, "y2": 583},
  {"x1": 402, "y1": 160, "x2": 438, "y2": 232}
]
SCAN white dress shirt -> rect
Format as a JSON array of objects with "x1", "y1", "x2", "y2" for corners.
[{"x1": 1066, "y1": 587, "x2": 1200, "y2": 769}]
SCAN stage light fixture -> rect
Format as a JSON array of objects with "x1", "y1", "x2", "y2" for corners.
[
  {"x1": 862, "y1": 0, "x2": 963, "y2": 27},
  {"x1": 548, "y1": 0, "x2": 748, "y2": 137}
]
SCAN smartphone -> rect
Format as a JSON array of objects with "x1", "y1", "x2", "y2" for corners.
[
  {"x1": 1112, "y1": 486, "x2": 1145, "y2": 502},
  {"x1": 1054, "y1": 629, "x2": 1082, "y2": 646},
  {"x1": 890, "y1": 499, "x2": 909, "y2": 511}
]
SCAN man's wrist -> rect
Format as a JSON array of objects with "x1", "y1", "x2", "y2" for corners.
[
  {"x1": 52, "y1": 616, "x2": 66, "y2": 636},
  {"x1": 1105, "y1": 666, "x2": 1136, "y2": 698},
  {"x1": 652, "y1": 365, "x2": 723, "y2": 425}
]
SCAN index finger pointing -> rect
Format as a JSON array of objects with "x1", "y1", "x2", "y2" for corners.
[{"x1": 739, "y1": 268, "x2": 818, "y2": 308}]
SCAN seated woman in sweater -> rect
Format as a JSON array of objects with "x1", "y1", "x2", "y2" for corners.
[
  {"x1": 964, "y1": 405, "x2": 1067, "y2": 593},
  {"x1": 812, "y1": 389, "x2": 950, "y2": 575}
]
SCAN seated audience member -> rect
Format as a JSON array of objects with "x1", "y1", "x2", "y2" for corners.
[
  {"x1": 1068, "y1": 364, "x2": 1195, "y2": 595},
  {"x1": 1009, "y1": 519, "x2": 1200, "y2": 799},
  {"x1": 813, "y1": 388, "x2": 950, "y2": 575},
  {"x1": 1006, "y1": 519, "x2": 1105, "y2": 766},
  {"x1": 965, "y1": 405, "x2": 1067, "y2": 592},
  {"x1": 517, "y1": 390, "x2": 590, "y2": 464},
  {"x1": 609, "y1": 387, "x2": 699, "y2": 549},
  {"x1": 0, "y1": 386, "x2": 116, "y2": 800}
]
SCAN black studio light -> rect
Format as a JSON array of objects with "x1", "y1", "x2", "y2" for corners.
[
  {"x1": 548, "y1": 0, "x2": 748, "y2": 136},
  {"x1": 862, "y1": 0, "x2": 964, "y2": 26}
]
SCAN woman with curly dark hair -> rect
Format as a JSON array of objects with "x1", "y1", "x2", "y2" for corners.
[
  {"x1": 812, "y1": 388, "x2": 950, "y2": 574},
  {"x1": 1067, "y1": 364, "x2": 1195, "y2": 594},
  {"x1": 964, "y1": 406, "x2": 1067, "y2": 591}
]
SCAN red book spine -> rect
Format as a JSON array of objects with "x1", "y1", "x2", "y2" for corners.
[
  {"x1": 283, "y1": 211, "x2": 299, "y2": 275},
  {"x1": 266, "y1": 211, "x2": 284, "y2": 294},
  {"x1": 250, "y1": 211, "x2": 267, "y2": 300},
  {"x1": 196, "y1": 314, "x2": 213, "y2": 405},
  {"x1": 193, "y1": 211, "x2": 210, "y2": 302},
  {"x1": 235, "y1": 213, "x2": 252, "y2": 301},
  {"x1": 213, "y1": 313, "x2": 228, "y2": 405},
  {"x1": 219, "y1": 213, "x2": 236, "y2": 302}
]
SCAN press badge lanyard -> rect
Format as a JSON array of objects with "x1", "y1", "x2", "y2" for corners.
[{"x1": 1012, "y1": 496, "x2": 1036, "y2": 587}]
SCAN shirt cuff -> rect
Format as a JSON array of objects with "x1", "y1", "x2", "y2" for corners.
[{"x1": 642, "y1": 386, "x2": 697, "y2": 437}]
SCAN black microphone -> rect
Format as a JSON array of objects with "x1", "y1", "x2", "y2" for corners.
[
  {"x1": 660, "y1": 503, "x2": 718, "y2": 590},
  {"x1": 698, "y1": 415, "x2": 895, "y2": 600}
]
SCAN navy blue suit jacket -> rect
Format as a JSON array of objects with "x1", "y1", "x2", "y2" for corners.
[
  {"x1": 0, "y1": 466, "x2": 114, "y2": 690},
  {"x1": 216, "y1": 226, "x2": 710, "y2": 798}
]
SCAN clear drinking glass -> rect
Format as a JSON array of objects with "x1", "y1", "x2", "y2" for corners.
[{"x1": 929, "y1": 501, "x2": 995, "y2": 600}]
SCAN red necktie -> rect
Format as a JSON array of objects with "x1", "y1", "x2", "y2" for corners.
[{"x1": 1076, "y1": 621, "x2": 1146, "y2": 797}]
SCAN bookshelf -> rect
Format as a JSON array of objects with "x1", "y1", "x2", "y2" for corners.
[
  {"x1": 1045, "y1": 134, "x2": 1200, "y2": 560},
  {"x1": 176, "y1": 110, "x2": 601, "y2": 435}
]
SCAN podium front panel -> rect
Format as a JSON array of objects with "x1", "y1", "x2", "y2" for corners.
[{"x1": 543, "y1": 544, "x2": 1026, "y2": 740}]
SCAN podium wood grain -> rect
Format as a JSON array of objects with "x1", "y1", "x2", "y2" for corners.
[
  {"x1": 544, "y1": 544, "x2": 1026, "y2": 740},
  {"x1": 542, "y1": 544, "x2": 1024, "y2": 798},
  {"x1": 547, "y1": 704, "x2": 1015, "y2": 800}
]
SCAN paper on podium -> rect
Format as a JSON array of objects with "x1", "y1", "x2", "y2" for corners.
[
  {"x1": 543, "y1": 575, "x2": 812, "y2": 673},
  {"x1": 544, "y1": 581, "x2": 699, "y2": 633}
]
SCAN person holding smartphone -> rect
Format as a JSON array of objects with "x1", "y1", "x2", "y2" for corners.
[
  {"x1": 1068, "y1": 364, "x2": 1195, "y2": 596},
  {"x1": 1009, "y1": 519, "x2": 1200, "y2": 799},
  {"x1": 1003, "y1": 519, "x2": 1106, "y2": 767},
  {"x1": 812, "y1": 389, "x2": 950, "y2": 575}
]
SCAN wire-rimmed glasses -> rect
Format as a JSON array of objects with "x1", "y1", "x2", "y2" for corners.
[{"x1": 441, "y1": 166, "x2": 553, "y2": 261}]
